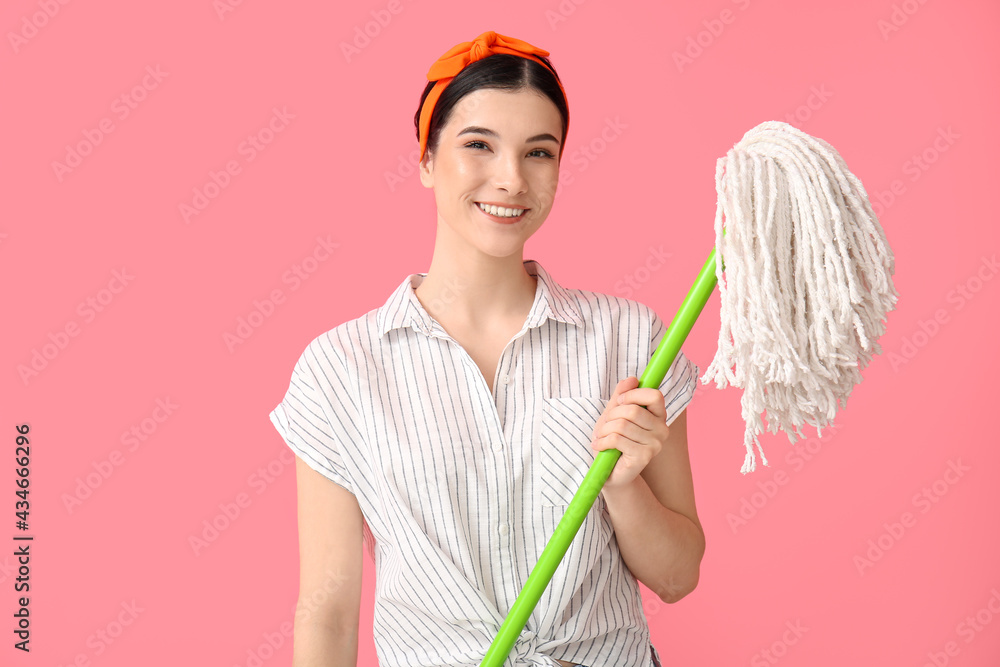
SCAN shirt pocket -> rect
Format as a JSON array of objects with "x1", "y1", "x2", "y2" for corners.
[
  {"x1": 534, "y1": 395, "x2": 618, "y2": 623},
  {"x1": 537, "y1": 395, "x2": 610, "y2": 507}
]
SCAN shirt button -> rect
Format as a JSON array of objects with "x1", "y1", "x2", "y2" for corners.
[
  {"x1": 505, "y1": 374, "x2": 512, "y2": 384},
  {"x1": 492, "y1": 441, "x2": 503, "y2": 453},
  {"x1": 498, "y1": 523, "x2": 509, "y2": 536}
]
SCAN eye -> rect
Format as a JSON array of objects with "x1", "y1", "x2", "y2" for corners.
[
  {"x1": 529, "y1": 148, "x2": 556, "y2": 159},
  {"x1": 464, "y1": 141, "x2": 555, "y2": 159}
]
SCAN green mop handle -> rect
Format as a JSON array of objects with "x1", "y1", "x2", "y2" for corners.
[{"x1": 479, "y1": 247, "x2": 722, "y2": 667}]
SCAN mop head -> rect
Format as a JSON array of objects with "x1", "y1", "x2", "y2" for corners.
[{"x1": 700, "y1": 121, "x2": 899, "y2": 474}]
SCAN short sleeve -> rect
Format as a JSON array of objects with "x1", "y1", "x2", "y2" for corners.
[
  {"x1": 269, "y1": 336, "x2": 361, "y2": 496},
  {"x1": 649, "y1": 311, "x2": 700, "y2": 426}
]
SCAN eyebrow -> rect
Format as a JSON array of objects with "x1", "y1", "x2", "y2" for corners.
[{"x1": 456, "y1": 126, "x2": 560, "y2": 145}]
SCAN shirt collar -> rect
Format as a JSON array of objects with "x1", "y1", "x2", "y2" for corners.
[{"x1": 377, "y1": 259, "x2": 585, "y2": 339}]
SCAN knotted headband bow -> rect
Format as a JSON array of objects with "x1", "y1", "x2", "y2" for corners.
[{"x1": 417, "y1": 30, "x2": 568, "y2": 163}]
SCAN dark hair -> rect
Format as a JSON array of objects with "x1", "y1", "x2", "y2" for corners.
[{"x1": 414, "y1": 53, "x2": 569, "y2": 163}]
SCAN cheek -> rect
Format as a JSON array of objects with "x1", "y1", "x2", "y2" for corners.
[
  {"x1": 451, "y1": 154, "x2": 485, "y2": 178},
  {"x1": 535, "y1": 169, "x2": 560, "y2": 207}
]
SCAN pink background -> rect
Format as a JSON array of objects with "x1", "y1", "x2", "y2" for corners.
[{"x1": 3, "y1": 0, "x2": 999, "y2": 665}]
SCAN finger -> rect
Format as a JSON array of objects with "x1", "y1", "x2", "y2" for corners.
[
  {"x1": 617, "y1": 387, "x2": 663, "y2": 404},
  {"x1": 593, "y1": 431, "x2": 639, "y2": 455},
  {"x1": 617, "y1": 391, "x2": 666, "y2": 419},
  {"x1": 605, "y1": 405, "x2": 659, "y2": 434},
  {"x1": 594, "y1": 420, "x2": 647, "y2": 451},
  {"x1": 605, "y1": 431, "x2": 657, "y2": 466},
  {"x1": 610, "y1": 376, "x2": 639, "y2": 406}
]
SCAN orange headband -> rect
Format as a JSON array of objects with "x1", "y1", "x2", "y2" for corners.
[{"x1": 417, "y1": 30, "x2": 568, "y2": 163}]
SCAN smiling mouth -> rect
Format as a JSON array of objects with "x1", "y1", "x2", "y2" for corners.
[{"x1": 476, "y1": 202, "x2": 528, "y2": 218}]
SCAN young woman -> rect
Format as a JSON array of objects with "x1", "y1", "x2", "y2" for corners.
[{"x1": 270, "y1": 31, "x2": 704, "y2": 667}]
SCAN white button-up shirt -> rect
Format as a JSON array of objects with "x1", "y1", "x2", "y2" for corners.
[{"x1": 269, "y1": 259, "x2": 697, "y2": 667}]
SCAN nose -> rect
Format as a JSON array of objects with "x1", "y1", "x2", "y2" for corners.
[{"x1": 490, "y1": 152, "x2": 528, "y2": 195}]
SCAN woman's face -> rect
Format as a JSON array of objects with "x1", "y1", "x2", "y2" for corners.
[{"x1": 418, "y1": 87, "x2": 563, "y2": 259}]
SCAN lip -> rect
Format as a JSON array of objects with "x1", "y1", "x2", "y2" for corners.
[{"x1": 474, "y1": 201, "x2": 529, "y2": 224}]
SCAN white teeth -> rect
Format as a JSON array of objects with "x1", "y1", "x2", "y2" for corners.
[{"x1": 478, "y1": 202, "x2": 525, "y2": 217}]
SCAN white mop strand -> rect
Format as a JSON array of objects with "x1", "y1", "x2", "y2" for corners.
[{"x1": 700, "y1": 121, "x2": 899, "y2": 474}]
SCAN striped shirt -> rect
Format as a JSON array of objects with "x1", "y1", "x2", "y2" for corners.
[{"x1": 269, "y1": 259, "x2": 698, "y2": 667}]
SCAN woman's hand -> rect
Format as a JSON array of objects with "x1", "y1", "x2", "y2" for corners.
[{"x1": 590, "y1": 376, "x2": 669, "y2": 492}]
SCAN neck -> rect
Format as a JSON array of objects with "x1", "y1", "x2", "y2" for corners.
[{"x1": 414, "y1": 254, "x2": 538, "y2": 328}]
